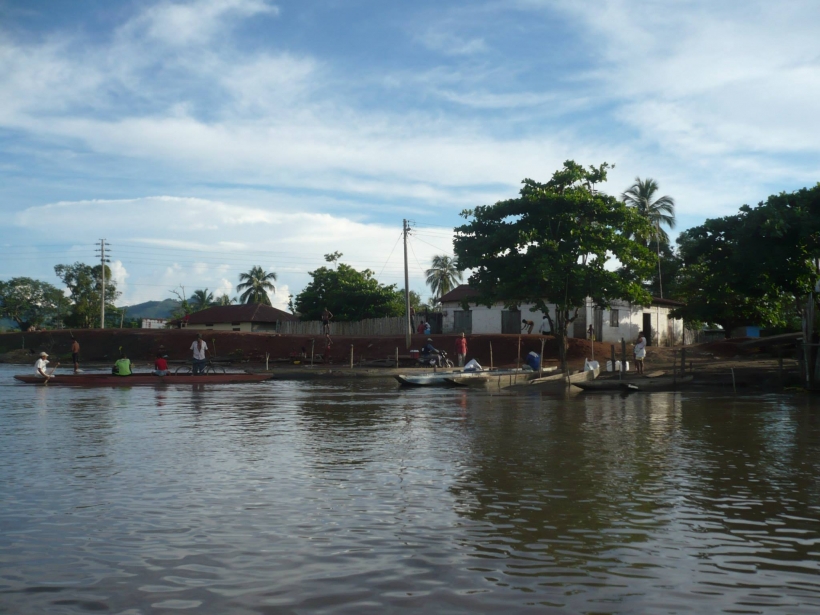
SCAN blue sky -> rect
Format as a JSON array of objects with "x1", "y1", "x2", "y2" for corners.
[{"x1": 1, "y1": 0, "x2": 818, "y2": 309}]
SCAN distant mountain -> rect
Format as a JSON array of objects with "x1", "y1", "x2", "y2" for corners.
[{"x1": 120, "y1": 299, "x2": 180, "y2": 320}]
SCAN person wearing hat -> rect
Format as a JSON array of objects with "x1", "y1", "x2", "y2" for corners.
[
  {"x1": 190, "y1": 333, "x2": 209, "y2": 375},
  {"x1": 35, "y1": 352, "x2": 59, "y2": 380}
]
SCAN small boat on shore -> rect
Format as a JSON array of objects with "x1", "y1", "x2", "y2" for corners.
[
  {"x1": 14, "y1": 373, "x2": 275, "y2": 386},
  {"x1": 572, "y1": 375, "x2": 694, "y2": 392}
]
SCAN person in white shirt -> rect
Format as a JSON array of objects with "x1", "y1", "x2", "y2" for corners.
[
  {"x1": 190, "y1": 334, "x2": 209, "y2": 375},
  {"x1": 35, "y1": 351, "x2": 58, "y2": 380},
  {"x1": 634, "y1": 331, "x2": 647, "y2": 375}
]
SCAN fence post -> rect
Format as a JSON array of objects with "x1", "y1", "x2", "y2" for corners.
[
  {"x1": 490, "y1": 342, "x2": 494, "y2": 370},
  {"x1": 350, "y1": 344, "x2": 354, "y2": 369},
  {"x1": 395, "y1": 347, "x2": 399, "y2": 369},
  {"x1": 311, "y1": 339, "x2": 315, "y2": 367}
]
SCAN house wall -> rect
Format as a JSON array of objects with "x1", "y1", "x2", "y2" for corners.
[
  {"x1": 444, "y1": 298, "x2": 684, "y2": 345},
  {"x1": 185, "y1": 322, "x2": 253, "y2": 332}
]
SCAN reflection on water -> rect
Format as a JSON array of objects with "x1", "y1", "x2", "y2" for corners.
[{"x1": 2, "y1": 365, "x2": 820, "y2": 613}]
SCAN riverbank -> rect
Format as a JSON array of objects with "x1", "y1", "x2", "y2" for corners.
[{"x1": 0, "y1": 329, "x2": 802, "y2": 390}]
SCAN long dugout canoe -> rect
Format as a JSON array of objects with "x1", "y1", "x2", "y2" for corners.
[
  {"x1": 572, "y1": 375, "x2": 694, "y2": 392},
  {"x1": 14, "y1": 373, "x2": 274, "y2": 386}
]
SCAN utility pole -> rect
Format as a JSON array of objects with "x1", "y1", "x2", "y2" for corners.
[
  {"x1": 403, "y1": 219, "x2": 411, "y2": 348},
  {"x1": 96, "y1": 239, "x2": 110, "y2": 329}
]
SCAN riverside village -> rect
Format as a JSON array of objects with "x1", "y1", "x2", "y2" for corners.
[{"x1": 2, "y1": 2, "x2": 820, "y2": 614}]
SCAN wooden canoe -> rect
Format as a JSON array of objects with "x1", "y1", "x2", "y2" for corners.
[
  {"x1": 14, "y1": 373, "x2": 274, "y2": 386},
  {"x1": 572, "y1": 375, "x2": 694, "y2": 392}
]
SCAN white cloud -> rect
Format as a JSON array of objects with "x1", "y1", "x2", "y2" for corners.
[
  {"x1": 16, "y1": 196, "x2": 450, "y2": 305},
  {"x1": 417, "y1": 29, "x2": 487, "y2": 55}
]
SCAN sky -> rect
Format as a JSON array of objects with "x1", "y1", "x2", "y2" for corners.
[{"x1": 1, "y1": 0, "x2": 818, "y2": 310}]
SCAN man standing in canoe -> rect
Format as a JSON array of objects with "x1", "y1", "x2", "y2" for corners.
[
  {"x1": 190, "y1": 333, "x2": 208, "y2": 375},
  {"x1": 35, "y1": 351, "x2": 58, "y2": 381},
  {"x1": 71, "y1": 336, "x2": 81, "y2": 373}
]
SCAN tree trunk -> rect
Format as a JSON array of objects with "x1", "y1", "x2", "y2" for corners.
[{"x1": 556, "y1": 310, "x2": 569, "y2": 372}]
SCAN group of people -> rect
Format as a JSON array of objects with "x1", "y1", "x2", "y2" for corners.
[{"x1": 34, "y1": 333, "x2": 212, "y2": 380}]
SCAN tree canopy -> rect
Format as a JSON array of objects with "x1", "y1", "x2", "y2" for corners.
[
  {"x1": 54, "y1": 262, "x2": 120, "y2": 328},
  {"x1": 293, "y1": 262, "x2": 404, "y2": 321},
  {"x1": 190, "y1": 288, "x2": 214, "y2": 311},
  {"x1": 237, "y1": 266, "x2": 277, "y2": 305},
  {"x1": 454, "y1": 160, "x2": 656, "y2": 365},
  {"x1": 425, "y1": 255, "x2": 462, "y2": 301},
  {"x1": 673, "y1": 184, "x2": 820, "y2": 332},
  {"x1": 0, "y1": 277, "x2": 69, "y2": 330}
]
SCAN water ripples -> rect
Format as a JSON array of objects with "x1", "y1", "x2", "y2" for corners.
[{"x1": 3, "y1": 368, "x2": 820, "y2": 613}]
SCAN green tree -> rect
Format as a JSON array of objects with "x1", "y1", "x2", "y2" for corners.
[
  {"x1": 621, "y1": 178, "x2": 676, "y2": 244},
  {"x1": 622, "y1": 177, "x2": 676, "y2": 298},
  {"x1": 190, "y1": 288, "x2": 214, "y2": 311},
  {"x1": 454, "y1": 160, "x2": 655, "y2": 368},
  {"x1": 214, "y1": 294, "x2": 235, "y2": 306},
  {"x1": 673, "y1": 185, "x2": 820, "y2": 333},
  {"x1": 54, "y1": 262, "x2": 120, "y2": 328},
  {"x1": 0, "y1": 277, "x2": 69, "y2": 330},
  {"x1": 293, "y1": 263, "x2": 404, "y2": 321},
  {"x1": 425, "y1": 255, "x2": 463, "y2": 300},
  {"x1": 237, "y1": 266, "x2": 277, "y2": 305}
]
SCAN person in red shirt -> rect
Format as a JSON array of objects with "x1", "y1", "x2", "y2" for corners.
[
  {"x1": 455, "y1": 333, "x2": 468, "y2": 367},
  {"x1": 153, "y1": 352, "x2": 169, "y2": 376},
  {"x1": 417, "y1": 320, "x2": 426, "y2": 334}
]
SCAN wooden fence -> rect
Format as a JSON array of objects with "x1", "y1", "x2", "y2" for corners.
[{"x1": 277, "y1": 316, "x2": 407, "y2": 336}]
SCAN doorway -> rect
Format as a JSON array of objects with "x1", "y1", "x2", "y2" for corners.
[{"x1": 643, "y1": 313, "x2": 653, "y2": 346}]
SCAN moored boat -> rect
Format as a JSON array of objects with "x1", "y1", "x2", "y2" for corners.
[
  {"x1": 572, "y1": 375, "x2": 693, "y2": 392},
  {"x1": 14, "y1": 373, "x2": 274, "y2": 386},
  {"x1": 396, "y1": 368, "x2": 535, "y2": 387}
]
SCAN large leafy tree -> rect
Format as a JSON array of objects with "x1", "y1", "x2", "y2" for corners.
[
  {"x1": 214, "y1": 294, "x2": 235, "y2": 306},
  {"x1": 425, "y1": 255, "x2": 463, "y2": 301},
  {"x1": 0, "y1": 277, "x2": 69, "y2": 330},
  {"x1": 190, "y1": 288, "x2": 214, "y2": 311},
  {"x1": 237, "y1": 266, "x2": 277, "y2": 305},
  {"x1": 673, "y1": 185, "x2": 820, "y2": 333},
  {"x1": 293, "y1": 263, "x2": 404, "y2": 321},
  {"x1": 454, "y1": 160, "x2": 655, "y2": 367},
  {"x1": 54, "y1": 262, "x2": 120, "y2": 328}
]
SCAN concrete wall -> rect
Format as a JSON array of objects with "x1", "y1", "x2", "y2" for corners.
[
  {"x1": 185, "y1": 322, "x2": 253, "y2": 332},
  {"x1": 444, "y1": 297, "x2": 683, "y2": 345}
]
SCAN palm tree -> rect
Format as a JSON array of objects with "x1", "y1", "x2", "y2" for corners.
[
  {"x1": 214, "y1": 294, "x2": 235, "y2": 306},
  {"x1": 190, "y1": 288, "x2": 214, "y2": 311},
  {"x1": 425, "y1": 255, "x2": 463, "y2": 300},
  {"x1": 237, "y1": 266, "x2": 277, "y2": 305},
  {"x1": 622, "y1": 177, "x2": 676, "y2": 244},
  {"x1": 622, "y1": 178, "x2": 676, "y2": 298}
]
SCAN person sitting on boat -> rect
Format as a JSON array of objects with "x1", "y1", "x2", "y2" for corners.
[
  {"x1": 525, "y1": 351, "x2": 540, "y2": 371},
  {"x1": 421, "y1": 338, "x2": 442, "y2": 366},
  {"x1": 153, "y1": 352, "x2": 168, "y2": 376},
  {"x1": 190, "y1": 334, "x2": 208, "y2": 375},
  {"x1": 35, "y1": 351, "x2": 58, "y2": 381},
  {"x1": 113, "y1": 352, "x2": 132, "y2": 377},
  {"x1": 634, "y1": 331, "x2": 647, "y2": 375}
]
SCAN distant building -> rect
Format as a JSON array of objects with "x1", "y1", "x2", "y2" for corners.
[
  {"x1": 141, "y1": 318, "x2": 168, "y2": 329},
  {"x1": 171, "y1": 303, "x2": 298, "y2": 332},
  {"x1": 438, "y1": 285, "x2": 685, "y2": 346}
]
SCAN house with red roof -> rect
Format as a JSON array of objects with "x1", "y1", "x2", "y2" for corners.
[{"x1": 172, "y1": 303, "x2": 298, "y2": 332}]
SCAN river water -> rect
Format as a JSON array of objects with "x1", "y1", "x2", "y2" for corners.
[{"x1": 2, "y1": 365, "x2": 820, "y2": 614}]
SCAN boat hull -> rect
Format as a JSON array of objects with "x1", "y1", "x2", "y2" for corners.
[
  {"x1": 14, "y1": 373, "x2": 274, "y2": 386},
  {"x1": 573, "y1": 375, "x2": 693, "y2": 392}
]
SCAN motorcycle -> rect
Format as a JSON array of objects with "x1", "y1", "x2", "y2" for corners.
[{"x1": 419, "y1": 349, "x2": 454, "y2": 368}]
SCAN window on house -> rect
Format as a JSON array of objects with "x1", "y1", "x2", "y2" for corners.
[{"x1": 609, "y1": 309, "x2": 620, "y2": 327}]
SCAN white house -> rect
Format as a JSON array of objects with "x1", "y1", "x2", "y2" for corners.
[
  {"x1": 439, "y1": 285, "x2": 685, "y2": 346},
  {"x1": 170, "y1": 303, "x2": 298, "y2": 332}
]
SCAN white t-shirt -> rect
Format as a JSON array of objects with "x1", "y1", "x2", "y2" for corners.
[
  {"x1": 634, "y1": 337, "x2": 647, "y2": 358},
  {"x1": 35, "y1": 358, "x2": 49, "y2": 374},
  {"x1": 190, "y1": 340, "x2": 208, "y2": 360}
]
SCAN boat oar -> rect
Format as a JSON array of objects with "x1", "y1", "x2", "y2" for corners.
[{"x1": 44, "y1": 362, "x2": 60, "y2": 386}]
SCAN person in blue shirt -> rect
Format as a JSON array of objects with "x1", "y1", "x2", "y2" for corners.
[
  {"x1": 524, "y1": 351, "x2": 540, "y2": 371},
  {"x1": 421, "y1": 338, "x2": 441, "y2": 366}
]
